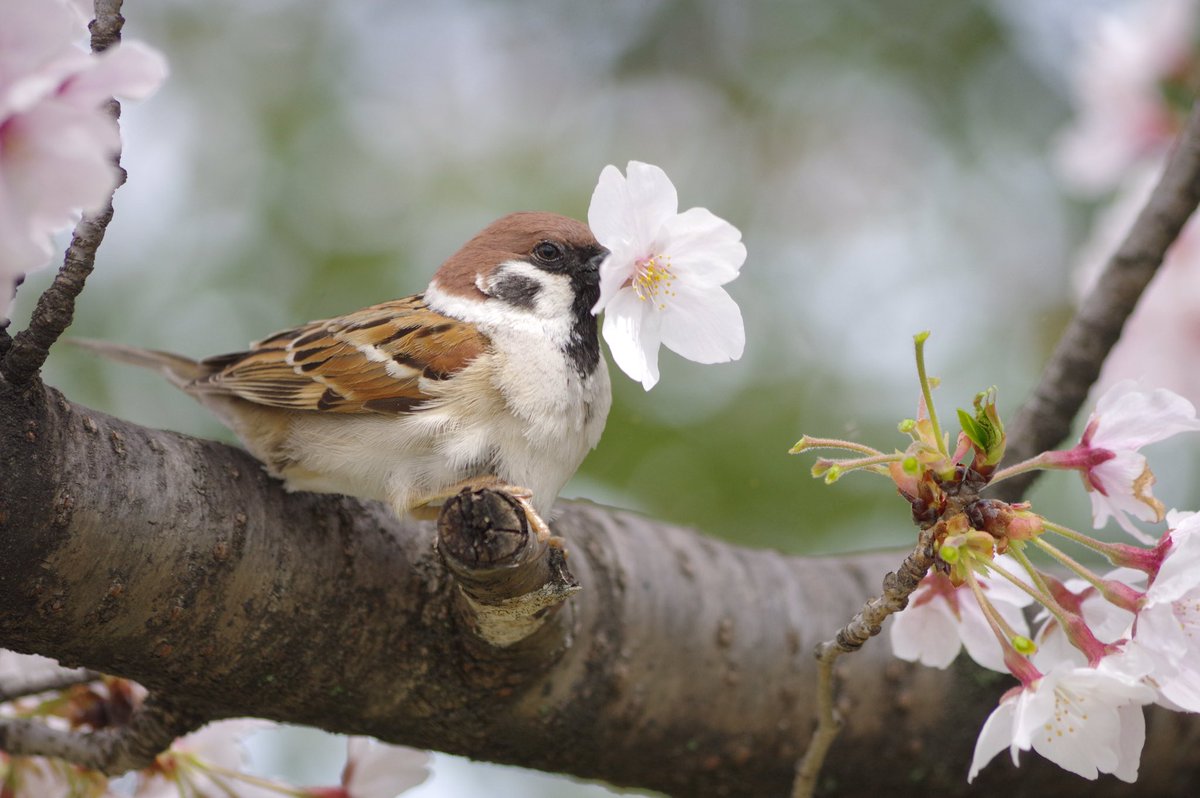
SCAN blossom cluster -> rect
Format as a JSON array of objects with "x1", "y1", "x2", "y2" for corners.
[
  {"x1": 793, "y1": 334, "x2": 1200, "y2": 784},
  {"x1": 0, "y1": 0, "x2": 166, "y2": 320},
  {"x1": 0, "y1": 651, "x2": 429, "y2": 798}
]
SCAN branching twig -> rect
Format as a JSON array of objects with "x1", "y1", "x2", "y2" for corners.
[
  {"x1": 790, "y1": 525, "x2": 937, "y2": 798},
  {"x1": 0, "y1": 694, "x2": 204, "y2": 775},
  {"x1": 0, "y1": 0, "x2": 127, "y2": 387},
  {"x1": 995, "y1": 101, "x2": 1200, "y2": 503}
]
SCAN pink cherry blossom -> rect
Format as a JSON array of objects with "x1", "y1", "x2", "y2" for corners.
[
  {"x1": 1054, "y1": 0, "x2": 1195, "y2": 195},
  {"x1": 889, "y1": 559, "x2": 1032, "y2": 672},
  {"x1": 587, "y1": 161, "x2": 746, "y2": 390},
  {"x1": 1, "y1": 0, "x2": 167, "y2": 319},
  {"x1": 968, "y1": 660, "x2": 1154, "y2": 783},
  {"x1": 1045, "y1": 381, "x2": 1200, "y2": 542}
]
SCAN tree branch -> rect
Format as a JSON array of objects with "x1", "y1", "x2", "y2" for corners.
[
  {"x1": 0, "y1": 0, "x2": 127, "y2": 387},
  {"x1": 995, "y1": 101, "x2": 1200, "y2": 502},
  {"x1": 0, "y1": 667, "x2": 98, "y2": 704},
  {"x1": 3, "y1": 381, "x2": 1199, "y2": 796},
  {"x1": 0, "y1": 694, "x2": 201, "y2": 775}
]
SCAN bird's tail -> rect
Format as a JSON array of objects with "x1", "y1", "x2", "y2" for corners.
[{"x1": 70, "y1": 338, "x2": 208, "y2": 389}]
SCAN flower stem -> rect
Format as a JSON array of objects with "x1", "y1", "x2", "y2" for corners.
[
  {"x1": 1032, "y1": 538, "x2": 1143, "y2": 612},
  {"x1": 789, "y1": 435, "x2": 884, "y2": 457},
  {"x1": 913, "y1": 331, "x2": 947, "y2": 456},
  {"x1": 1004, "y1": 545, "x2": 1113, "y2": 665},
  {"x1": 963, "y1": 566, "x2": 1039, "y2": 685},
  {"x1": 989, "y1": 452, "x2": 1053, "y2": 485},
  {"x1": 1042, "y1": 519, "x2": 1163, "y2": 573}
]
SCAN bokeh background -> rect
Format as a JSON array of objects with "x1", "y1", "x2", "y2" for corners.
[{"x1": 13, "y1": 0, "x2": 1200, "y2": 795}]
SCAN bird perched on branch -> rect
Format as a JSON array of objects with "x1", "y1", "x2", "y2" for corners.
[{"x1": 79, "y1": 212, "x2": 612, "y2": 539}]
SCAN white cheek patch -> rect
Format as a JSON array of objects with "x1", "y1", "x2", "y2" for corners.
[{"x1": 429, "y1": 263, "x2": 575, "y2": 345}]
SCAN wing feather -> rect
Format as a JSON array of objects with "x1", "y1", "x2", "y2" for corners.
[{"x1": 190, "y1": 295, "x2": 488, "y2": 414}]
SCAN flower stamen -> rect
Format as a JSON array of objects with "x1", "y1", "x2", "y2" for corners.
[{"x1": 631, "y1": 254, "x2": 676, "y2": 310}]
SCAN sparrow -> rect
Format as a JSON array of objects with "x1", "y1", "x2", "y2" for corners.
[{"x1": 79, "y1": 212, "x2": 612, "y2": 538}]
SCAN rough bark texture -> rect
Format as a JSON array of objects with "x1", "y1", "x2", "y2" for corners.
[{"x1": 3, "y1": 381, "x2": 1199, "y2": 796}]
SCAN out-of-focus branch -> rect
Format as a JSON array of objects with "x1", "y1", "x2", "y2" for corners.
[
  {"x1": 0, "y1": 667, "x2": 98, "y2": 704},
  {"x1": 0, "y1": 694, "x2": 201, "y2": 775},
  {"x1": 0, "y1": 0, "x2": 127, "y2": 387},
  {"x1": 995, "y1": 101, "x2": 1200, "y2": 502}
]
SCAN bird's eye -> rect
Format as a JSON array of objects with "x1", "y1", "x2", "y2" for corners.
[{"x1": 533, "y1": 241, "x2": 564, "y2": 263}]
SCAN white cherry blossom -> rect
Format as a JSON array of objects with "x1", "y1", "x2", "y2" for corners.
[
  {"x1": 968, "y1": 660, "x2": 1155, "y2": 783},
  {"x1": 1048, "y1": 381, "x2": 1200, "y2": 542},
  {"x1": 889, "y1": 558, "x2": 1032, "y2": 673},
  {"x1": 306, "y1": 737, "x2": 430, "y2": 798},
  {"x1": 587, "y1": 161, "x2": 746, "y2": 390},
  {"x1": 1, "y1": 0, "x2": 167, "y2": 319},
  {"x1": 1131, "y1": 511, "x2": 1200, "y2": 710}
]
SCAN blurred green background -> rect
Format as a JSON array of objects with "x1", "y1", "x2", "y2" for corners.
[{"x1": 12, "y1": 0, "x2": 1200, "y2": 794}]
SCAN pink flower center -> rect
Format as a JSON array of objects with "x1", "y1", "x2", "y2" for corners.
[{"x1": 630, "y1": 253, "x2": 675, "y2": 310}]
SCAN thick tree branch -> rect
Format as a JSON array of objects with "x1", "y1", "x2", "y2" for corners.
[
  {"x1": 995, "y1": 101, "x2": 1200, "y2": 502},
  {"x1": 3, "y1": 382, "x2": 1199, "y2": 796},
  {"x1": 0, "y1": 0, "x2": 126, "y2": 387}
]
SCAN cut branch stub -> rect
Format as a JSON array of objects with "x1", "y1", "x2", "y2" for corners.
[{"x1": 436, "y1": 488, "x2": 580, "y2": 654}]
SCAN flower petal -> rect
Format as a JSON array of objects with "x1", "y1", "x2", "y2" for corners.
[
  {"x1": 587, "y1": 161, "x2": 677, "y2": 255},
  {"x1": 661, "y1": 206, "x2": 746, "y2": 287},
  {"x1": 658, "y1": 283, "x2": 745, "y2": 365},
  {"x1": 889, "y1": 596, "x2": 962, "y2": 668},
  {"x1": 1090, "y1": 381, "x2": 1200, "y2": 450},
  {"x1": 601, "y1": 288, "x2": 663, "y2": 390},
  {"x1": 969, "y1": 697, "x2": 1017, "y2": 782}
]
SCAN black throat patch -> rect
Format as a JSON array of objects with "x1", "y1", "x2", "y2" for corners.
[{"x1": 567, "y1": 278, "x2": 601, "y2": 379}]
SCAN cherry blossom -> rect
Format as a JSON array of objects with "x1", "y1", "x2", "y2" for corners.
[
  {"x1": 132, "y1": 719, "x2": 282, "y2": 798},
  {"x1": 587, "y1": 160, "x2": 746, "y2": 390},
  {"x1": 1053, "y1": 0, "x2": 1195, "y2": 194},
  {"x1": 889, "y1": 559, "x2": 1032, "y2": 672},
  {"x1": 968, "y1": 660, "x2": 1155, "y2": 783},
  {"x1": 1130, "y1": 511, "x2": 1200, "y2": 710},
  {"x1": 306, "y1": 737, "x2": 430, "y2": 798},
  {"x1": 1044, "y1": 381, "x2": 1200, "y2": 542},
  {"x1": 0, "y1": 0, "x2": 167, "y2": 319}
]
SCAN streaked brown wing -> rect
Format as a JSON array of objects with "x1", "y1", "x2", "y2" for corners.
[{"x1": 192, "y1": 295, "x2": 488, "y2": 414}]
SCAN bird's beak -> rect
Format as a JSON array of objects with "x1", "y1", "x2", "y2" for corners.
[{"x1": 583, "y1": 248, "x2": 609, "y2": 283}]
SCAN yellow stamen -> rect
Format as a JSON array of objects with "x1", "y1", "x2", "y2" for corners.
[{"x1": 632, "y1": 254, "x2": 676, "y2": 310}]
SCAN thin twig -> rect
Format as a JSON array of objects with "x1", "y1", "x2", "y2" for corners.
[
  {"x1": 994, "y1": 101, "x2": 1200, "y2": 503},
  {"x1": 791, "y1": 525, "x2": 937, "y2": 798},
  {"x1": 0, "y1": 669, "x2": 99, "y2": 704},
  {"x1": 0, "y1": 693, "x2": 203, "y2": 775},
  {"x1": 0, "y1": 0, "x2": 127, "y2": 387}
]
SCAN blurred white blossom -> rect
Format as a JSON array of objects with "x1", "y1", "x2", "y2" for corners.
[
  {"x1": 1054, "y1": 0, "x2": 1196, "y2": 194},
  {"x1": 305, "y1": 737, "x2": 430, "y2": 798},
  {"x1": 0, "y1": 0, "x2": 166, "y2": 319}
]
